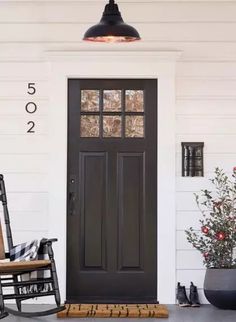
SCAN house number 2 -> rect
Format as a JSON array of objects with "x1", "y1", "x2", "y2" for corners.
[{"x1": 26, "y1": 83, "x2": 37, "y2": 133}]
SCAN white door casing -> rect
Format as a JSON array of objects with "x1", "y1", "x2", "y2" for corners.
[{"x1": 47, "y1": 51, "x2": 180, "y2": 304}]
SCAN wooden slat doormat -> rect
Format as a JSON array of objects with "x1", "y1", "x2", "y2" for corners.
[{"x1": 57, "y1": 304, "x2": 169, "y2": 318}]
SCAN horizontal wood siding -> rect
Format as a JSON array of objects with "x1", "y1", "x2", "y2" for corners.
[
  {"x1": 176, "y1": 62, "x2": 236, "y2": 303},
  {"x1": 0, "y1": 0, "x2": 234, "y2": 304},
  {"x1": 1, "y1": 2, "x2": 236, "y2": 23}
]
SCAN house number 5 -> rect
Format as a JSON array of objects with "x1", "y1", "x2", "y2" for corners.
[{"x1": 26, "y1": 83, "x2": 36, "y2": 133}]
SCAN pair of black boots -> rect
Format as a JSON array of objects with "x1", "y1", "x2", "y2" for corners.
[{"x1": 176, "y1": 282, "x2": 200, "y2": 307}]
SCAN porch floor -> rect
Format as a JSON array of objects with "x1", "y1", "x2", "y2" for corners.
[{"x1": 3, "y1": 305, "x2": 236, "y2": 322}]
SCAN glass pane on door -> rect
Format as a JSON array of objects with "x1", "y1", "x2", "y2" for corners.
[
  {"x1": 103, "y1": 116, "x2": 122, "y2": 137},
  {"x1": 103, "y1": 90, "x2": 122, "y2": 112},
  {"x1": 125, "y1": 116, "x2": 144, "y2": 138},
  {"x1": 80, "y1": 115, "x2": 100, "y2": 137},
  {"x1": 81, "y1": 90, "x2": 99, "y2": 112},
  {"x1": 125, "y1": 90, "x2": 144, "y2": 112}
]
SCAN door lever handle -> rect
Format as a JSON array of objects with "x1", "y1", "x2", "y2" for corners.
[{"x1": 69, "y1": 192, "x2": 76, "y2": 216}]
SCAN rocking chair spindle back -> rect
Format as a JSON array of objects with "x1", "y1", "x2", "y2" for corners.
[{"x1": 0, "y1": 175, "x2": 13, "y2": 251}]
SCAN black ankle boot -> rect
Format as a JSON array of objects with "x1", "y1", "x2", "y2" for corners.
[
  {"x1": 176, "y1": 282, "x2": 191, "y2": 307},
  {"x1": 189, "y1": 282, "x2": 200, "y2": 307}
]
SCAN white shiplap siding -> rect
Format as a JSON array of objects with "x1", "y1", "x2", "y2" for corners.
[
  {"x1": 0, "y1": 0, "x2": 235, "y2": 304},
  {"x1": 0, "y1": 58, "x2": 50, "y2": 305},
  {"x1": 176, "y1": 61, "x2": 236, "y2": 303}
]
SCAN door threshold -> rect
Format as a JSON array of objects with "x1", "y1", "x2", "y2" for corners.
[{"x1": 66, "y1": 298, "x2": 159, "y2": 304}]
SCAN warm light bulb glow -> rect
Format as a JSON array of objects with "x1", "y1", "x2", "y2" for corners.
[{"x1": 84, "y1": 36, "x2": 140, "y2": 43}]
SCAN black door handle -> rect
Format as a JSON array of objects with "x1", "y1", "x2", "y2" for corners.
[{"x1": 69, "y1": 192, "x2": 76, "y2": 216}]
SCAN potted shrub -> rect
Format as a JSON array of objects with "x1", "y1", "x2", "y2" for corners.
[{"x1": 185, "y1": 167, "x2": 236, "y2": 309}]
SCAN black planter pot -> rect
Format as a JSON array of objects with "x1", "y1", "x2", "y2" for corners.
[{"x1": 204, "y1": 268, "x2": 236, "y2": 310}]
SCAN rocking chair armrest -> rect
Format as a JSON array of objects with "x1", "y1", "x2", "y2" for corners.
[
  {"x1": 40, "y1": 238, "x2": 58, "y2": 245},
  {"x1": 40, "y1": 238, "x2": 58, "y2": 261}
]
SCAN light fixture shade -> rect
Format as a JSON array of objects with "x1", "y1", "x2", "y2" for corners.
[{"x1": 83, "y1": 0, "x2": 141, "y2": 43}]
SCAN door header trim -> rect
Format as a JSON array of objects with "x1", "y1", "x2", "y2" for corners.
[{"x1": 45, "y1": 50, "x2": 182, "y2": 62}]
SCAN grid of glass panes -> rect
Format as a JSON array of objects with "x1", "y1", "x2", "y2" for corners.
[{"x1": 80, "y1": 89, "x2": 144, "y2": 138}]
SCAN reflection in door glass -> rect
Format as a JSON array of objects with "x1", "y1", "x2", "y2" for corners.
[
  {"x1": 125, "y1": 116, "x2": 144, "y2": 138},
  {"x1": 80, "y1": 115, "x2": 100, "y2": 137},
  {"x1": 103, "y1": 116, "x2": 122, "y2": 137},
  {"x1": 81, "y1": 90, "x2": 99, "y2": 112},
  {"x1": 103, "y1": 90, "x2": 122, "y2": 112},
  {"x1": 125, "y1": 90, "x2": 144, "y2": 112}
]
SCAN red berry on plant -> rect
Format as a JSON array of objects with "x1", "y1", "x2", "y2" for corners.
[
  {"x1": 201, "y1": 226, "x2": 209, "y2": 234},
  {"x1": 203, "y1": 252, "x2": 209, "y2": 258},
  {"x1": 216, "y1": 231, "x2": 226, "y2": 241}
]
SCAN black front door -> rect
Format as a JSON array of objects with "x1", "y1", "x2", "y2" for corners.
[{"x1": 67, "y1": 79, "x2": 157, "y2": 303}]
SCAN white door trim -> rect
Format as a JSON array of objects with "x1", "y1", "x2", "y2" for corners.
[{"x1": 47, "y1": 50, "x2": 180, "y2": 304}]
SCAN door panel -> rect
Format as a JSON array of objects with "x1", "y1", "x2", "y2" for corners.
[
  {"x1": 80, "y1": 152, "x2": 107, "y2": 270},
  {"x1": 117, "y1": 153, "x2": 144, "y2": 271},
  {"x1": 67, "y1": 79, "x2": 157, "y2": 303}
]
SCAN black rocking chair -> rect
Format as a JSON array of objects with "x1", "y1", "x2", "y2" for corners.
[{"x1": 0, "y1": 174, "x2": 65, "y2": 319}]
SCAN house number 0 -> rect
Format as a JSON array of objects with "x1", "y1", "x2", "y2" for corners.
[{"x1": 26, "y1": 83, "x2": 36, "y2": 133}]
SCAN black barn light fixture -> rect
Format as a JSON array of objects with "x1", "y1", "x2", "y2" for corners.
[{"x1": 83, "y1": 0, "x2": 141, "y2": 43}]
